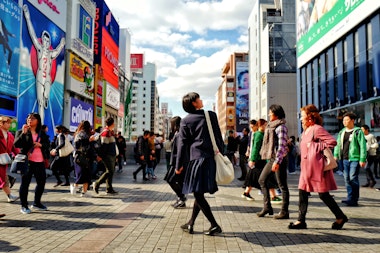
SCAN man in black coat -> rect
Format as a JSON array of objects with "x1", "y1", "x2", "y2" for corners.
[
  {"x1": 237, "y1": 127, "x2": 250, "y2": 180},
  {"x1": 133, "y1": 130, "x2": 150, "y2": 181}
]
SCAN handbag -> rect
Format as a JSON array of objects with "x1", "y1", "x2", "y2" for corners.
[
  {"x1": 0, "y1": 153, "x2": 12, "y2": 165},
  {"x1": 10, "y1": 154, "x2": 29, "y2": 174},
  {"x1": 323, "y1": 148, "x2": 337, "y2": 171},
  {"x1": 74, "y1": 151, "x2": 88, "y2": 167},
  {"x1": 204, "y1": 110, "x2": 234, "y2": 184},
  {"x1": 59, "y1": 135, "x2": 74, "y2": 157},
  {"x1": 311, "y1": 129, "x2": 337, "y2": 171}
]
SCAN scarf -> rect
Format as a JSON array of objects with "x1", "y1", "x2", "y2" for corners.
[{"x1": 260, "y1": 119, "x2": 286, "y2": 160}]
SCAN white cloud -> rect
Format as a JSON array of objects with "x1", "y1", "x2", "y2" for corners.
[{"x1": 105, "y1": 0, "x2": 253, "y2": 116}]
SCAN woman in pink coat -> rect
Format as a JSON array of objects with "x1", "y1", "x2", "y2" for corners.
[{"x1": 288, "y1": 104, "x2": 348, "y2": 230}]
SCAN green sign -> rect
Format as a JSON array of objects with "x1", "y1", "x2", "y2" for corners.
[{"x1": 297, "y1": 0, "x2": 365, "y2": 57}]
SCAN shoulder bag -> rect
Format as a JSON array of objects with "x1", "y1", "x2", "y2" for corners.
[
  {"x1": 204, "y1": 110, "x2": 234, "y2": 184},
  {"x1": 59, "y1": 135, "x2": 74, "y2": 157}
]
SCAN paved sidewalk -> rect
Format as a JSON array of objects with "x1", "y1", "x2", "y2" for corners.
[{"x1": 0, "y1": 162, "x2": 379, "y2": 252}]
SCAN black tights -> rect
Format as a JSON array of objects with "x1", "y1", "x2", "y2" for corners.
[
  {"x1": 188, "y1": 192, "x2": 218, "y2": 227},
  {"x1": 298, "y1": 189, "x2": 345, "y2": 223}
]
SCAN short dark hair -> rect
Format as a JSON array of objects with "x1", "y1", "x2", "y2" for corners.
[
  {"x1": 105, "y1": 117, "x2": 114, "y2": 127},
  {"x1": 269, "y1": 104, "x2": 286, "y2": 119},
  {"x1": 182, "y1": 92, "x2": 200, "y2": 113},
  {"x1": 250, "y1": 119, "x2": 257, "y2": 125},
  {"x1": 362, "y1": 124, "x2": 370, "y2": 131},
  {"x1": 343, "y1": 112, "x2": 356, "y2": 120}
]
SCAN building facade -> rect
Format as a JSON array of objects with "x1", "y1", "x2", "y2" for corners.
[
  {"x1": 129, "y1": 62, "x2": 159, "y2": 141},
  {"x1": 217, "y1": 52, "x2": 249, "y2": 139},
  {"x1": 248, "y1": 0, "x2": 298, "y2": 137},
  {"x1": 297, "y1": 1, "x2": 380, "y2": 134}
]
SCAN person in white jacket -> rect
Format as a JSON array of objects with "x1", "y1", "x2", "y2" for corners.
[{"x1": 361, "y1": 125, "x2": 378, "y2": 188}]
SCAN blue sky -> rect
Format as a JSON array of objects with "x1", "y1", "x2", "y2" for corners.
[{"x1": 105, "y1": 0, "x2": 254, "y2": 118}]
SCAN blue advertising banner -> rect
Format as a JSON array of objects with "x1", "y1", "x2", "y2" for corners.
[
  {"x1": 19, "y1": 2, "x2": 65, "y2": 138},
  {"x1": 70, "y1": 97, "x2": 94, "y2": 132},
  {"x1": 0, "y1": 0, "x2": 21, "y2": 97},
  {"x1": 235, "y1": 62, "x2": 249, "y2": 132}
]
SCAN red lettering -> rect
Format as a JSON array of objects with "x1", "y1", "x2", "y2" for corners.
[
  {"x1": 94, "y1": 8, "x2": 100, "y2": 56},
  {"x1": 38, "y1": 0, "x2": 60, "y2": 14}
]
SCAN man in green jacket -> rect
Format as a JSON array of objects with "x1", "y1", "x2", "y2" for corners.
[{"x1": 333, "y1": 112, "x2": 367, "y2": 206}]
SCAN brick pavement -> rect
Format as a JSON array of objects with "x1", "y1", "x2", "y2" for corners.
[{"x1": 0, "y1": 162, "x2": 379, "y2": 253}]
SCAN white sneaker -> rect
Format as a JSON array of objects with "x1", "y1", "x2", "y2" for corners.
[
  {"x1": 70, "y1": 184, "x2": 77, "y2": 195},
  {"x1": 7, "y1": 194, "x2": 19, "y2": 203},
  {"x1": 80, "y1": 192, "x2": 91, "y2": 198},
  {"x1": 275, "y1": 189, "x2": 282, "y2": 196}
]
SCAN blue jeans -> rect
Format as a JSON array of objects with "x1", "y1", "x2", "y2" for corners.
[{"x1": 342, "y1": 160, "x2": 360, "y2": 204}]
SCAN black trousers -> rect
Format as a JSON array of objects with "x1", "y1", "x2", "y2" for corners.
[
  {"x1": 365, "y1": 155, "x2": 377, "y2": 183},
  {"x1": 259, "y1": 158, "x2": 289, "y2": 213},
  {"x1": 239, "y1": 154, "x2": 247, "y2": 179},
  {"x1": 134, "y1": 162, "x2": 147, "y2": 179},
  {"x1": 19, "y1": 161, "x2": 46, "y2": 208},
  {"x1": 298, "y1": 189, "x2": 345, "y2": 223}
]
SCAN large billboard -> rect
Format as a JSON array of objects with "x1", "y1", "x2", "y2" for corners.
[
  {"x1": 0, "y1": 0, "x2": 21, "y2": 97},
  {"x1": 68, "y1": 52, "x2": 94, "y2": 99},
  {"x1": 235, "y1": 62, "x2": 249, "y2": 132},
  {"x1": 19, "y1": 1, "x2": 66, "y2": 137},
  {"x1": 93, "y1": 0, "x2": 119, "y2": 64},
  {"x1": 67, "y1": 0, "x2": 95, "y2": 64},
  {"x1": 70, "y1": 97, "x2": 94, "y2": 132},
  {"x1": 296, "y1": 0, "x2": 379, "y2": 66},
  {"x1": 131, "y1": 53, "x2": 144, "y2": 72},
  {"x1": 101, "y1": 27, "x2": 119, "y2": 88}
]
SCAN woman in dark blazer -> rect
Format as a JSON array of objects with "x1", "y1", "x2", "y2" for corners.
[
  {"x1": 175, "y1": 92, "x2": 224, "y2": 236},
  {"x1": 14, "y1": 113, "x2": 50, "y2": 214}
]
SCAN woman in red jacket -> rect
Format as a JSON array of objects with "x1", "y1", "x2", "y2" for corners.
[{"x1": 0, "y1": 116, "x2": 19, "y2": 218}]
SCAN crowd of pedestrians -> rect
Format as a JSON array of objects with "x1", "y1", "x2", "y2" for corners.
[{"x1": 0, "y1": 98, "x2": 379, "y2": 236}]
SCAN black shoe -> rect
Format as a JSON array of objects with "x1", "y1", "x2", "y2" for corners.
[
  {"x1": 361, "y1": 183, "x2": 370, "y2": 187},
  {"x1": 288, "y1": 221, "x2": 307, "y2": 229},
  {"x1": 204, "y1": 225, "x2": 222, "y2": 236},
  {"x1": 133, "y1": 172, "x2": 137, "y2": 180},
  {"x1": 342, "y1": 199, "x2": 358, "y2": 206},
  {"x1": 237, "y1": 177, "x2": 245, "y2": 181},
  {"x1": 274, "y1": 211, "x2": 289, "y2": 219},
  {"x1": 332, "y1": 215, "x2": 348, "y2": 230},
  {"x1": 9, "y1": 176, "x2": 16, "y2": 188},
  {"x1": 60, "y1": 183, "x2": 70, "y2": 186},
  {"x1": 369, "y1": 181, "x2": 376, "y2": 188},
  {"x1": 180, "y1": 224, "x2": 194, "y2": 234},
  {"x1": 173, "y1": 200, "x2": 186, "y2": 209},
  {"x1": 53, "y1": 181, "x2": 63, "y2": 187},
  {"x1": 106, "y1": 190, "x2": 118, "y2": 194},
  {"x1": 92, "y1": 182, "x2": 99, "y2": 194},
  {"x1": 143, "y1": 177, "x2": 149, "y2": 181},
  {"x1": 256, "y1": 209, "x2": 273, "y2": 217}
]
